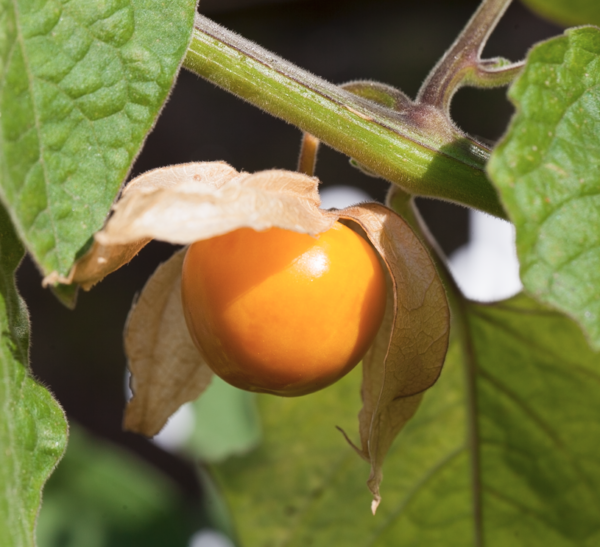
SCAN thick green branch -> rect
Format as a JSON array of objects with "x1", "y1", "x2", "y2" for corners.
[{"x1": 183, "y1": 15, "x2": 506, "y2": 219}]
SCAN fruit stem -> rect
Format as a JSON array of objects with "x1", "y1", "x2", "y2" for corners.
[
  {"x1": 417, "y1": 0, "x2": 521, "y2": 115},
  {"x1": 297, "y1": 133, "x2": 321, "y2": 177}
]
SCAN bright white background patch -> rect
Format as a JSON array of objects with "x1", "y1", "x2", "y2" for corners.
[
  {"x1": 189, "y1": 529, "x2": 235, "y2": 547},
  {"x1": 151, "y1": 403, "x2": 195, "y2": 451},
  {"x1": 449, "y1": 209, "x2": 522, "y2": 302},
  {"x1": 319, "y1": 185, "x2": 372, "y2": 209}
]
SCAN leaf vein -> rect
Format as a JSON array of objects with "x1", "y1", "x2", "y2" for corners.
[
  {"x1": 478, "y1": 369, "x2": 600, "y2": 507},
  {"x1": 9, "y1": 0, "x2": 59, "y2": 267}
]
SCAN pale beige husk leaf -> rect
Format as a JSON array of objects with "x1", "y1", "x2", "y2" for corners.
[
  {"x1": 96, "y1": 165, "x2": 333, "y2": 245},
  {"x1": 70, "y1": 238, "x2": 152, "y2": 290},
  {"x1": 42, "y1": 162, "x2": 240, "y2": 289},
  {"x1": 113, "y1": 163, "x2": 336, "y2": 437},
  {"x1": 337, "y1": 203, "x2": 450, "y2": 514},
  {"x1": 123, "y1": 248, "x2": 214, "y2": 437},
  {"x1": 47, "y1": 161, "x2": 336, "y2": 290}
]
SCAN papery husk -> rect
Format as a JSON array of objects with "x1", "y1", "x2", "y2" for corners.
[
  {"x1": 69, "y1": 238, "x2": 151, "y2": 291},
  {"x1": 62, "y1": 161, "x2": 450, "y2": 508},
  {"x1": 57, "y1": 162, "x2": 335, "y2": 290},
  {"x1": 103, "y1": 162, "x2": 335, "y2": 437},
  {"x1": 123, "y1": 248, "x2": 214, "y2": 437},
  {"x1": 97, "y1": 168, "x2": 333, "y2": 245},
  {"x1": 336, "y1": 203, "x2": 450, "y2": 513}
]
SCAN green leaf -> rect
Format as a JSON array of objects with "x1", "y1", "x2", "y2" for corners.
[
  {"x1": 461, "y1": 296, "x2": 600, "y2": 545},
  {"x1": 520, "y1": 0, "x2": 600, "y2": 27},
  {"x1": 211, "y1": 367, "x2": 368, "y2": 546},
  {"x1": 185, "y1": 376, "x2": 261, "y2": 463},
  {"x1": 488, "y1": 27, "x2": 600, "y2": 349},
  {"x1": 0, "y1": 0, "x2": 197, "y2": 277},
  {"x1": 212, "y1": 294, "x2": 600, "y2": 546},
  {"x1": 37, "y1": 425, "x2": 206, "y2": 547},
  {"x1": 0, "y1": 202, "x2": 67, "y2": 547}
]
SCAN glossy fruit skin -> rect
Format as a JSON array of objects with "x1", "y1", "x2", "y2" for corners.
[{"x1": 181, "y1": 222, "x2": 386, "y2": 396}]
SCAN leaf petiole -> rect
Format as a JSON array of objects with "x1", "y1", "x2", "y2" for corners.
[{"x1": 417, "y1": 0, "x2": 522, "y2": 113}]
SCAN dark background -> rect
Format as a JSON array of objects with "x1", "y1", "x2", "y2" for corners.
[{"x1": 17, "y1": 0, "x2": 561, "y2": 525}]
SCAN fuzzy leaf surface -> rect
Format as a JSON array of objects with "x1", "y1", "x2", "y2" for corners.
[
  {"x1": 37, "y1": 425, "x2": 206, "y2": 546},
  {"x1": 489, "y1": 27, "x2": 600, "y2": 349},
  {"x1": 212, "y1": 294, "x2": 600, "y2": 546},
  {"x1": 520, "y1": 0, "x2": 600, "y2": 27},
  {"x1": 0, "y1": 203, "x2": 67, "y2": 547},
  {"x1": 0, "y1": 0, "x2": 196, "y2": 277}
]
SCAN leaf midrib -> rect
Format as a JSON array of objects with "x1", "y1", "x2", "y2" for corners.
[
  {"x1": 460, "y1": 299, "x2": 484, "y2": 547},
  {"x1": 10, "y1": 0, "x2": 59, "y2": 269},
  {"x1": 470, "y1": 306, "x2": 600, "y2": 508}
]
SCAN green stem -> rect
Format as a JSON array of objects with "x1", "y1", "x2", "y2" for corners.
[
  {"x1": 472, "y1": 58, "x2": 525, "y2": 88},
  {"x1": 417, "y1": 0, "x2": 517, "y2": 113},
  {"x1": 386, "y1": 187, "x2": 461, "y2": 306},
  {"x1": 387, "y1": 188, "x2": 483, "y2": 547},
  {"x1": 184, "y1": 15, "x2": 506, "y2": 219}
]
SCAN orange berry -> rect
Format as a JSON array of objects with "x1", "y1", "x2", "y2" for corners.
[{"x1": 181, "y1": 221, "x2": 386, "y2": 396}]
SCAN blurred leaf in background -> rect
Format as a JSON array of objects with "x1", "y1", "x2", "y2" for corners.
[
  {"x1": 184, "y1": 376, "x2": 262, "y2": 463},
  {"x1": 519, "y1": 0, "x2": 600, "y2": 27},
  {"x1": 146, "y1": 376, "x2": 262, "y2": 545},
  {"x1": 37, "y1": 425, "x2": 208, "y2": 547}
]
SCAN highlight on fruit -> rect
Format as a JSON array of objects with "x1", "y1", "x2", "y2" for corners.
[{"x1": 181, "y1": 222, "x2": 387, "y2": 396}]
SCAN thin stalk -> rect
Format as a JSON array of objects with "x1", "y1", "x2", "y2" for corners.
[
  {"x1": 387, "y1": 188, "x2": 483, "y2": 547},
  {"x1": 386, "y1": 187, "x2": 460, "y2": 301},
  {"x1": 184, "y1": 15, "x2": 506, "y2": 219},
  {"x1": 473, "y1": 58, "x2": 525, "y2": 88},
  {"x1": 417, "y1": 0, "x2": 516, "y2": 113},
  {"x1": 297, "y1": 133, "x2": 320, "y2": 177}
]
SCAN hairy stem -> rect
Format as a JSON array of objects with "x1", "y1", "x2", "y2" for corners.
[
  {"x1": 184, "y1": 15, "x2": 506, "y2": 219},
  {"x1": 417, "y1": 0, "x2": 517, "y2": 113}
]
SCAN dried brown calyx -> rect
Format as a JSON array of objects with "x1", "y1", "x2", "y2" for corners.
[{"x1": 53, "y1": 161, "x2": 450, "y2": 511}]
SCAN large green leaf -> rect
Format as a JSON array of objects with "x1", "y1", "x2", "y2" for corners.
[
  {"x1": 0, "y1": 0, "x2": 197, "y2": 277},
  {"x1": 489, "y1": 27, "x2": 600, "y2": 349},
  {"x1": 520, "y1": 0, "x2": 600, "y2": 27},
  {"x1": 37, "y1": 425, "x2": 206, "y2": 547},
  {"x1": 0, "y1": 202, "x2": 67, "y2": 547},
  {"x1": 212, "y1": 294, "x2": 600, "y2": 546}
]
